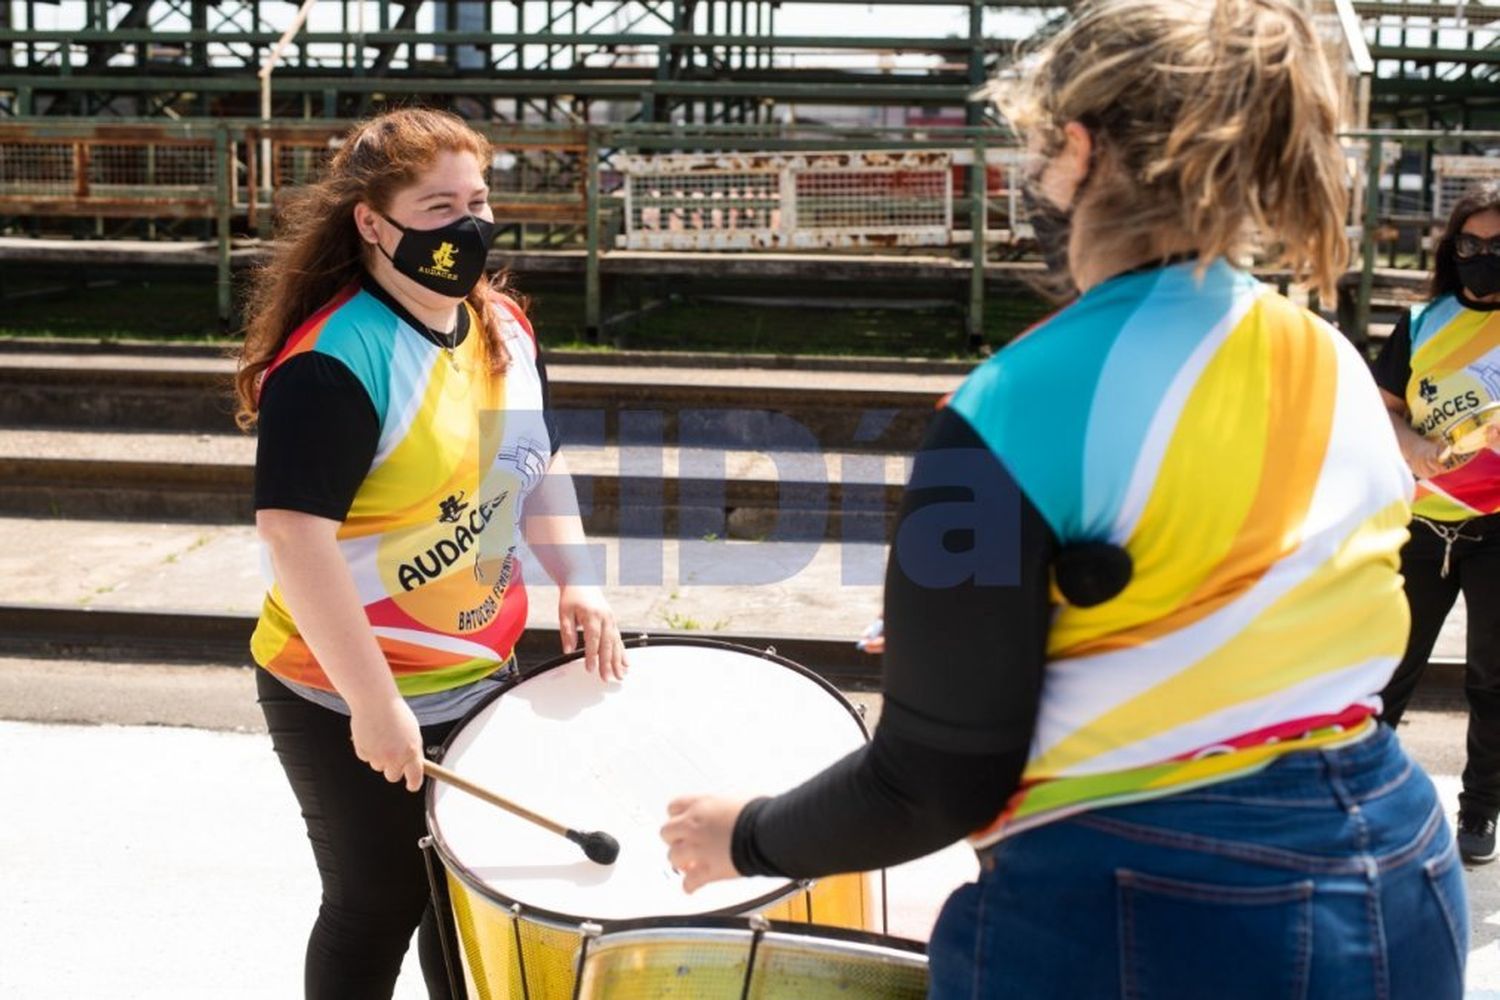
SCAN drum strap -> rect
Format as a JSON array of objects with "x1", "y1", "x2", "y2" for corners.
[{"x1": 1416, "y1": 516, "x2": 1485, "y2": 578}]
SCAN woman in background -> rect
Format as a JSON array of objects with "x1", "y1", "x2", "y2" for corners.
[{"x1": 1374, "y1": 180, "x2": 1500, "y2": 865}]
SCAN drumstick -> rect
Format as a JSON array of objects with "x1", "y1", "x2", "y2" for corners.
[{"x1": 422, "y1": 760, "x2": 620, "y2": 865}]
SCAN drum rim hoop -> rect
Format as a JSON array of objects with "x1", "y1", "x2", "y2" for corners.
[{"x1": 424, "y1": 634, "x2": 870, "y2": 931}]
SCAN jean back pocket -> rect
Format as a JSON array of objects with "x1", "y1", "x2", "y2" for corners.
[{"x1": 1118, "y1": 869, "x2": 1313, "y2": 1000}]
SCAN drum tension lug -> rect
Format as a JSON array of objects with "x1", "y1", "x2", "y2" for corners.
[
  {"x1": 748, "y1": 913, "x2": 771, "y2": 932},
  {"x1": 572, "y1": 922, "x2": 604, "y2": 1000}
]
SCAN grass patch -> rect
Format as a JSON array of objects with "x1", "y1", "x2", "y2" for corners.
[{"x1": 0, "y1": 279, "x2": 228, "y2": 342}]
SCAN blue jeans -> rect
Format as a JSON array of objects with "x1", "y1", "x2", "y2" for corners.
[{"x1": 929, "y1": 726, "x2": 1467, "y2": 1000}]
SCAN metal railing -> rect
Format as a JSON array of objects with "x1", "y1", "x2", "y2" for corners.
[{"x1": 2, "y1": 119, "x2": 1498, "y2": 344}]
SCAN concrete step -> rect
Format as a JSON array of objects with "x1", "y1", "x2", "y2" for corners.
[
  {"x1": 0, "y1": 349, "x2": 960, "y2": 448},
  {"x1": 0, "y1": 515, "x2": 887, "y2": 677},
  {"x1": 0, "y1": 506, "x2": 1471, "y2": 694},
  {"x1": 0, "y1": 428, "x2": 910, "y2": 538}
]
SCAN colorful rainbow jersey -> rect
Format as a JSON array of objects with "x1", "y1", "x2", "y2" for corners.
[
  {"x1": 251, "y1": 286, "x2": 551, "y2": 697},
  {"x1": 950, "y1": 259, "x2": 1414, "y2": 845},
  {"x1": 1398, "y1": 295, "x2": 1500, "y2": 521}
]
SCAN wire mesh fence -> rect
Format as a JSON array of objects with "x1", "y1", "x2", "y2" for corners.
[
  {"x1": 0, "y1": 137, "x2": 218, "y2": 212},
  {"x1": 0, "y1": 142, "x2": 75, "y2": 195},
  {"x1": 1434, "y1": 156, "x2": 1500, "y2": 219},
  {"x1": 617, "y1": 150, "x2": 956, "y2": 250}
]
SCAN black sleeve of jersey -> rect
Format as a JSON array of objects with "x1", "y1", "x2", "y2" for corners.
[
  {"x1": 534, "y1": 349, "x2": 563, "y2": 455},
  {"x1": 1371, "y1": 311, "x2": 1413, "y2": 400},
  {"x1": 254, "y1": 353, "x2": 380, "y2": 521},
  {"x1": 729, "y1": 406, "x2": 1053, "y2": 878}
]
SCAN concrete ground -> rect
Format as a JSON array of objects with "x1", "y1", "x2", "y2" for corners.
[
  {"x1": 0, "y1": 689, "x2": 976, "y2": 1000},
  {"x1": 0, "y1": 509, "x2": 1489, "y2": 998},
  {"x1": 0, "y1": 669, "x2": 1495, "y2": 999}
]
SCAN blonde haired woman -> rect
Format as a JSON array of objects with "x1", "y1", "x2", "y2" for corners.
[
  {"x1": 237, "y1": 108, "x2": 624, "y2": 998},
  {"x1": 663, "y1": 2, "x2": 1467, "y2": 996}
]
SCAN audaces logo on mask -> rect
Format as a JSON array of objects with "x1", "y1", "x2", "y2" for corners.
[{"x1": 421, "y1": 242, "x2": 459, "y2": 281}]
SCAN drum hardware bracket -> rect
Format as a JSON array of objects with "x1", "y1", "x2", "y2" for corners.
[
  {"x1": 509, "y1": 903, "x2": 533, "y2": 1000},
  {"x1": 418, "y1": 835, "x2": 466, "y2": 1000},
  {"x1": 740, "y1": 914, "x2": 772, "y2": 1000},
  {"x1": 570, "y1": 923, "x2": 604, "y2": 1000}
]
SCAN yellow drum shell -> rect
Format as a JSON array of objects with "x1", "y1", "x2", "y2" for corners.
[
  {"x1": 574, "y1": 919, "x2": 929, "y2": 1000},
  {"x1": 446, "y1": 869, "x2": 878, "y2": 1000}
]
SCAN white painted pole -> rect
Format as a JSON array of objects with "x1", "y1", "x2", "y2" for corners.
[{"x1": 258, "y1": 0, "x2": 320, "y2": 210}]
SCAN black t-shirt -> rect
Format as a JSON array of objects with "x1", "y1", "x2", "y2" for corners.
[
  {"x1": 730, "y1": 405, "x2": 1053, "y2": 878},
  {"x1": 254, "y1": 276, "x2": 560, "y2": 521},
  {"x1": 1370, "y1": 310, "x2": 1413, "y2": 401}
]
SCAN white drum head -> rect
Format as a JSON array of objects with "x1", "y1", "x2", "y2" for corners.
[{"x1": 429, "y1": 640, "x2": 867, "y2": 924}]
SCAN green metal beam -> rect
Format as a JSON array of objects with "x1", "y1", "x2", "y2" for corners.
[
  {"x1": 1353, "y1": 1, "x2": 1500, "y2": 23},
  {"x1": 0, "y1": 29, "x2": 1023, "y2": 50},
  {"x1": 1372, "y1": 78, "x2": 1500, "y2": 98},
  {"x1": 1370, "y1": 45, "x2": 1500, "y2": 65},
  {"x1": 0, "y1": 74, "x2": 977, "y2": 102}
]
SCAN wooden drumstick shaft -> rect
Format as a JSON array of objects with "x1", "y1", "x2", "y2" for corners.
[{"x1": 422, "y1": 760, "x2": 568, "y2": 837}]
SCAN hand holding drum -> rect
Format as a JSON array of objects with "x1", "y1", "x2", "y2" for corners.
[{"x1": 1438, "y1": 401, "x2": 1500, "y2": 464}]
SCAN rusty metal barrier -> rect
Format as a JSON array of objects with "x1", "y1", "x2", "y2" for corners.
[
  {"x1": 0, "y1": 119, "x2": 596, "y2": 324},
  {"x1": 0, "y1": 119, "x2": 593, "y2": 228},
  {"x1": 0, "y1": 121, "x2": 224, "y2": 218}
]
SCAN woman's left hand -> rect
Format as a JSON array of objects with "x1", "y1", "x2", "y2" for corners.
[
  {"x1": 559, "y1": 584, "x2": 627, "y2": 681},
  {"x1": 661, "y1": 795, "x2": 749, "y2": 893}
]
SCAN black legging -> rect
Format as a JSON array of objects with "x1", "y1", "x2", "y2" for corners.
[
  {"x1": 1380, "y1": 512, "x2": 1500, "y2": 819},
  {"x1": 256, "y1": 668, "x2": 465, "y2": 1000}
]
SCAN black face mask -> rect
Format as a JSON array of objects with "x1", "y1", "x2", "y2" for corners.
[
  {"x1": 1457, "y1": 255, "x2": 1500, "y2": 300},
  {"x1": 1023, "y1": 185, "x2": 1077, "y2": 296},
  {"x1": 377, "y1": 211, "x2": 496, "y2": 297},
  {"x1": 1020, "y1": 140, "x2": 1093, "y2": 301}
]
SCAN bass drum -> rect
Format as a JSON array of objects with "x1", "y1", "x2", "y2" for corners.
[{"x1": 425, "y1": 636, "x2": 883, "y2": 1000}]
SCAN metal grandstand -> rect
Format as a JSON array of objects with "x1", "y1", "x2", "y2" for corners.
[
  {"x1": 0, "y1": 0, "x2": 1061, "y2": 124},
  {"x1": 0, "y1": 0, "x2": 1496, "y2": 343}
]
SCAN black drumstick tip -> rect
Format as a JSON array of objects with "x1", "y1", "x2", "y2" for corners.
[{"x1": 568, "y1": 829, "x2": 620, "y2": 865}]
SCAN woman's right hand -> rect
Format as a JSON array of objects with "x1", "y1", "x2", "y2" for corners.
[
  {"x1": 350, "y1": 695, "x2": 425, "y2": 792},
  {"x1": 1406, "y1": 435, "x2": 1471, "y2": 481}
]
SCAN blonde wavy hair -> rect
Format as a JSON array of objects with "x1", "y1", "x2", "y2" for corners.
[
  {"x1": 234, "y1": 108, "x2": 518, "y2": 429},
  {"x1": 991, "y1": 0, "x2": 1350, "y2": 297}
]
